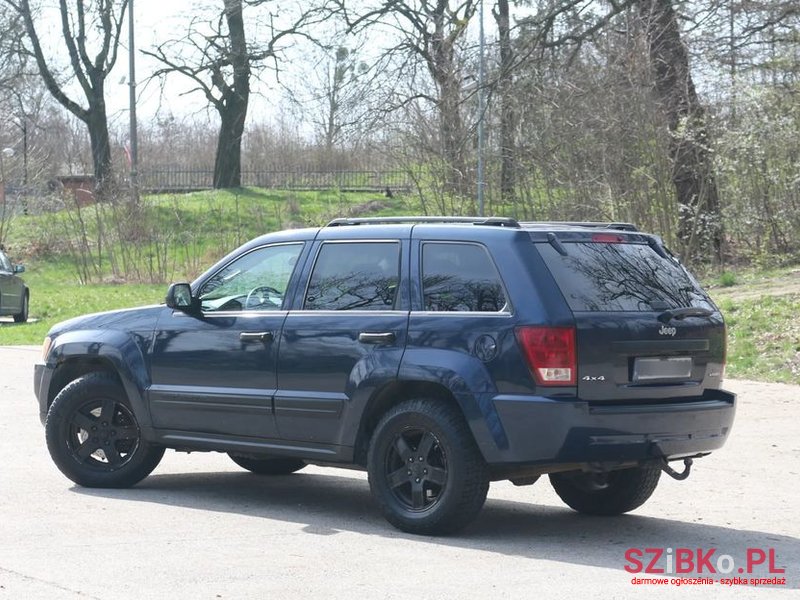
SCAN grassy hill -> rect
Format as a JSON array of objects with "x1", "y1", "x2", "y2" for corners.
[
  {"x1": 1, "y1": 187, "x2": 408, "y2": 344},
  {"x1": 1, "y1": 188, "x2": 797, "y2": 384}
]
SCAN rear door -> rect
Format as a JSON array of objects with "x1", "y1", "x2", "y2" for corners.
[
  {"x1": 276, "y1": 230, "x2": 410, "y2": 444},
  {"x1": 535, "y1": 234, "x2": 725, "y2": 401}
]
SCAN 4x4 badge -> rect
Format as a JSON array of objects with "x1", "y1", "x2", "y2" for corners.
[{"x1": 659, "y1": 325, "x2": 677, "y2": 336}]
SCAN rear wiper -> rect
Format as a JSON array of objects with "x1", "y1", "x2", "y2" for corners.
[{"x1": 657, "y1": 307, "x2": 714, "y2": 323}]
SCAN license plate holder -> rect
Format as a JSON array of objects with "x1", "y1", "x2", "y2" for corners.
[{"x1": 633, "y1": 357, "x2": 693, "y2": 381}]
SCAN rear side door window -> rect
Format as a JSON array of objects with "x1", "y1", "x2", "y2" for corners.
[
  {"x1": 305, "y1": 242, "x2": 401, "y2": 310},
  {"x1": 421, "y1": 243, "x2": 508, "y2": 312}
]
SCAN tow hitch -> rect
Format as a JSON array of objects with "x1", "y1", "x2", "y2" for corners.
[{"x1": 660, "y1": 458, "x2": 693, "y2": 481}]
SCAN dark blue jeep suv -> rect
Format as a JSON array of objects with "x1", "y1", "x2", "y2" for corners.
[{"x1": 34, "y1": 217, "x2": 735, "y2": 534}]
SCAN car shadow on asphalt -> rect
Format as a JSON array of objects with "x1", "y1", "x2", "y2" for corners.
[{"x1": 71, "y1": 469, "x2": 799, "y2": 573}]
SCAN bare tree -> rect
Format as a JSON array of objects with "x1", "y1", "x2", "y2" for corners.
[
  {"x1": 145, "y1": 0, "x2": 332, "y2": 189},
  {"x1": 315, "y1": 46, "x2": 372, "y2": 153},
  {"x1": 639, "y1": 0, "x2": 723, "y2": 261},
  {"x1": 485, "y1": 1, "x2": 641, "y2": 209},
  {"x1": 341, "y1": 1, "x2": 479, "y2": 198},
  {"x1": 0, "y1": 9, "x2": 24, "y2": 92},
  {"x1": 3, "y1": 0, "x2": 129, "y2": 194},
  {"x1": 493, "y1": 0, "x2": 514, "y2": 204}
]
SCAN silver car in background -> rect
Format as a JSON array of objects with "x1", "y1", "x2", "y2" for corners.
[{"x1": 0, "y1": 248, "x2": 28, "y2": 323}]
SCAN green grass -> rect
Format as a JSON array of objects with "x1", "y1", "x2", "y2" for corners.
[
  {"x1": 1, "y1": 187, "x2": 410, "y2": 346},
  {"x1": 0, "y1": 260, "x2": 164, "y2": 345},
  {"x1": 2, "y1": 191, "x2": 799, "y2": 385},
  {"x1": 713, "y1": 294, "x2": 800, "y2": 383},
  {"x1": 7, "y1": 187, "x2": 407, "y2": 281},
  {"x1": 717, "y1": 271, "x2": 737, "y2": 287}
]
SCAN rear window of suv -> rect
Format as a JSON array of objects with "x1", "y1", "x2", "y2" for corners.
[{"x1": 537, "y1": 241, "x2": 714, "y2": 312}]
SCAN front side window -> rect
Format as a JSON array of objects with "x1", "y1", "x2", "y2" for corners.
[
  {"x1": 0, "y1": 251, "x2": 10, "y2": 272},
  {"x1": 199, "y1": 243, "x2": 303, "y2": 312},
  {"x1": 422, "y1": 243, "x2": 508, "y2": 312},
  {"x1": 305, "y1": 242, "x2": 400, "y2": 310}
]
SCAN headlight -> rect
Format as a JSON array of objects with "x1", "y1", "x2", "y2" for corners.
[{"x1": 41, "y1": 336, "x2": 52, "y2": 361}]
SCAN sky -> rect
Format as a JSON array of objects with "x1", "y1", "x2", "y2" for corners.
[
  {"x1": 27, "y1": 0, "x2": 502, "y2": 137},
  {"x1": 29, "y1": 0, "x2": 308, "y2": 133}
]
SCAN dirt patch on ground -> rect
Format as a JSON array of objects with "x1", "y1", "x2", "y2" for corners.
[{"x1": 708, "y1": 268, "x2": 800, "y2": 301}]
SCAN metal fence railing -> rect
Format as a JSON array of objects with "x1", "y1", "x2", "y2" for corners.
[{"x1": 138, "y1": 169, "x2": 413, "y2": 193}]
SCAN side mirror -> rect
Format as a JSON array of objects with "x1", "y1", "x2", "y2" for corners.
[
  {"x1": 166, "y1": 282, "x2": 196, "y2": 311},
  {"x1": 13, "y1": 264, "x2": 25, "y2": 274}
]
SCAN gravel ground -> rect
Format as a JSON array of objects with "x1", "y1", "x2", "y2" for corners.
[{"x1": 0, "y1": 345, "x2": 797, "y2": 599}]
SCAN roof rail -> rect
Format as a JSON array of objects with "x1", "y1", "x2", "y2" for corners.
[
  {"x1": 519, "y1": 221, "x2": 639, "y2": 232},
  {"x1": 326, "y1": 216, "x2": 521, "y2": 228}
]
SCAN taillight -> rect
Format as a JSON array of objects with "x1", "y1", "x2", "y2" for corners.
[{"x1": 515, "y1": 326, "x2": 577, "y2": 386}]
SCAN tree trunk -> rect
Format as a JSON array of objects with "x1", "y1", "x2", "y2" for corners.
[
  {"x1": 437, "y1": 71, "x2": 468, "y2": 198},
  {"x1": 86, "y1": 93, "x2": 113, "y2": 196},
  {"x1": 11, "y1": 0, "x2": 128, "y2": 196},
  {"x1": 495, "y1": 0, "x2": 516, "y2": 206},
  {"x1": 214, "y1": 96, "x2": 247, "y2": 188},
  {"x1": 213, "y1": 0, "x2": 250, "y2": 189},
  {"x1": 640, "y1": 0, "x2": 723, "y2": 262}
]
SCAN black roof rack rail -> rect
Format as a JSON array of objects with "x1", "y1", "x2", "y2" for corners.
[
  {"x1": 519, "y1": 221, "x2": 639, "y2": 232},
  {"x1": 326, "y1": 216, "x2": 521, "y2": 228}
]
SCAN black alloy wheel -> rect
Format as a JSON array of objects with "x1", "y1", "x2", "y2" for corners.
[
  {"x1": 368, "y1": 399, "x2": 489, "y2": 535},
  {"x1": 383, "y1": 427, "x2": 448, "y2": 512},
  {"x1": 64, "y1": 396, "x2": 141, "y2": 471},
  {"x1": 46, "y1": 373, "x2": 164, "y2": 488}
]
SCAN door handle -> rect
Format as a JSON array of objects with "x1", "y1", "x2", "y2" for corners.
[
  {"x1": 358, "y1": 332, "x2": 396, "y2": 345},
  {"x1": 240, "y1": 331, "x2": 274, "y2": 343}
]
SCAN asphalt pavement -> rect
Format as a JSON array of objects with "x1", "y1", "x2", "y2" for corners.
[{"x1": 0, "y1": 345, "x2": 797, "y2": 599}]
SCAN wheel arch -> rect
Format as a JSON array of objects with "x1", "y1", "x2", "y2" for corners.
[
  {"x1": 353, "y1": 374, "x2": 505, "y2": 466},
  {"x1": 47, "y1": 332, "x2": 153, "y2": 429},
  {"x1": 47, "y1": 356, "x2": 121, "y2": 407},
  {"x1": 354, "y1": 380, "x2": 458, "y2": 465}
]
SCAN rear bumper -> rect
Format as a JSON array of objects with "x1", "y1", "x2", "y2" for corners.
[{"x1": 488, "y1": 389, "x2": 735, "y2": 466}]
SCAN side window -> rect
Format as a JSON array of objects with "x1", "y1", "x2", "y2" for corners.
[
  {"x1": 305, "y1": 242, "x2": 400, "y2": 310},
  {"x1": 422, "y1": 243, "x2": 508, "y2": 312},
  {"x1": 0, "y1": 252, "x2": 10, "y2": 272},
  {"x1": 198, "y1": 243, "x2": 303, "y2": 312}
]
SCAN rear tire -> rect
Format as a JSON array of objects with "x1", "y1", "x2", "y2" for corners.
[
  {"x1": 368, "y1": 398, "x2": 489, "y2": 535},
  {"x1": 549, "y1": 465, "x2": 661, "y2": 516},
  {"x1": 228, "y1": 454, "x2": 306, "y2": 475},
  {"x1": 13, "y1": 292, "x2": 28, "y2": 323},
  {"x1": 45, "y1": 373, "x2": 164, "y2": 488}
]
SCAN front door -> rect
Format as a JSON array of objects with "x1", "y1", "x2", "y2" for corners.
[{"x1": 149, "y1": 242, "x2": 306, "y2": 439}]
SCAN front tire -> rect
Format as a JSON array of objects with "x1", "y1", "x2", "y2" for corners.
[
  {"x1": 368, "y1": 399, "x2": 489, "y2": 535},
  {"x1": 228, "y1": 454, "x2": 306, "y2": 475},
  {"x1": 549, "y1": 465, "x2": 661, "y2": 516},
  {"x1": 13, "y1": 291, "x2": 28, "y2": 323},
  {"x1": 45, "y1": 373, "x2": 164, "y2": 488}
]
